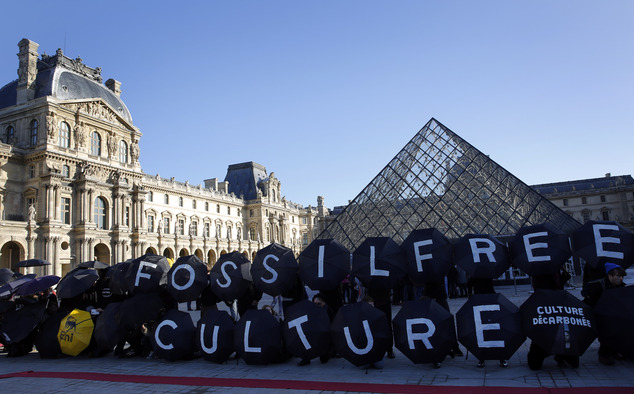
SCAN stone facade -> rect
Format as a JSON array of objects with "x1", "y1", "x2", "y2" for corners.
[{"x1": 0, "y1": 39, "x2": 328, "y2": 276}]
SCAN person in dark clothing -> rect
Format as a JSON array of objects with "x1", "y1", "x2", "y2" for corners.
[
  {"x1": 582, "y1": 262, "x2": 627, "y2": 365},
  {"x1": 469, "y1": 277, "x2": 508, "y2": 368},
  {"x1": 367, "y1": 287, "x2": 395, "y2": 359},
  {"x1": 237, "y1": 282, "x2": 262, "y2": 318},
  {"x1": 527, "y1": 268, "x2": 578, "y2": 370}
]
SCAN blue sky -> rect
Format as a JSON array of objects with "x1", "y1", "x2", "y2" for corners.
[{"x1": 1, "y1": 1, "x2": 632, "y2": 208}]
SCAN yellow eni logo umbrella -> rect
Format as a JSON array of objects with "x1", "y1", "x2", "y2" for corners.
[{"x1": 58, "y1": 309, "x2": 95, "y2": 356}]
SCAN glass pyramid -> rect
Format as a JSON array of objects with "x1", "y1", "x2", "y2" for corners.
[{"x1": 318, "y1": 118, "x2": 581, "y2": 251}]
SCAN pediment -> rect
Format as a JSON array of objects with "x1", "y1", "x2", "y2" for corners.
[{"x1": 59, "y1": 99, "x2": 136, "y2": 131}]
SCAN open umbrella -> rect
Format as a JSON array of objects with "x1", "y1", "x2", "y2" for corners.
[
  {"x1": 56, "y1": 269, "x2": 99, "y2": 299},
  {"x1": 115, "y1": 292, "x2": 164, "y2": 332},
  {"x1": 106, "y1": 261, "x2": 132, "y2": 296},
  {"x1": 392, "y1": 298, "x2": 456, "y2": 364},
  {"x1": 35, "y1": 310, "x2": 67, "y2": 358},
  {"x1": 77, "y1": 260, "x2": 110, "y2": 269},
  {"x1": 508, "y1": 223, "x2": 572, "y2": 276},
  {"x1": 572, "y1": 220, "x2": 634, "y2": 269},
  {"x1": 197, "y1": 309, "x2": 235, "y2": 363},
  {"x1": 234, "y1": 309, "x2": 282, "y2": 365},
  {"x1": 93, "y1": 302, "x2": 124, "y2": 352},
  {"x1": 16, "y1": 259, "x2": 50, "y2": 268},
  {"x1": 0, "y1": 301, "x2": 46, "y2": 343},
  {"x1": 58, "y1": 309, "x2": 94, "y2": 356},
  {"x1": 124, "y1": 254, "x2": 171, "y2": 294},
  {"x1": 521, "y1": 289, "x2": 596, "y2": 356},
  {"x1": 331, "y1": 301, "x2": 391, "y2": 367},
  {"x1": 352, "y1": 237, "x2": 406, "y2": 289},
  {"x1": 0, "y1": 268, "x2": 15, "y2": 286},
  {"x1": 0, "y1": 274, "x2": 37, "y2": 299},
  {"x1": 251, "y1": 243, "x2": 298, "y2": 296},
  {"x1": 14, "y1": 275, "x2": 60, "y2": 297},
  {"x1": 456, "y1": 293, "x2": 525, "y2": 361},
  {"x1": 167, "y1": 255, "x2": 209, "y2": 302},
  {"x1": 401, "y1": 228, "x2": 454, "y2": 285},
  {"x1": 298, "y1": 239, "x2": 350, "y2": 291},
  {"x1": 594, "y1": 285, "x2": 634, "y2": 357},
  {"x1": 454, "y1": 234, "x2": 510, "y2": 279},
  {"x1": 282, "y1": 299, "x2": 331, "y2": 361},
  {"x1": 151, "y1": 309, "x2": 196, "y2": 361},
  {"x1": 209, "y1": 252, "x2": 251, "y2": 302}
]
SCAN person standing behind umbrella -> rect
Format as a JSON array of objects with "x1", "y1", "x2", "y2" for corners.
[{"x1": 582, "y1": 262, "x2": 627, "y2": 365}]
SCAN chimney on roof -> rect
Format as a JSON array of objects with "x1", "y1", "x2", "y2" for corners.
[
  {"x1": 105, "y1": 79, "x2": 122, "y2": 97},
  {"x1": 16, "y1": 38, "x2": 39, "y2": 104},
  {"x1": 605, "y1": 173, "x2": 611, "y2": 178}
]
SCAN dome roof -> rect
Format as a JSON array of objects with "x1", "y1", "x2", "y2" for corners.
[{"x1": 0, "y1": 51, "x2": 133, "y2": 124}]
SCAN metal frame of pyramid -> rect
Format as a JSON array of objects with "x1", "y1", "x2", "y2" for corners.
[{"x1": 318, "y1": 118, "x2": 581, "y2": 251}]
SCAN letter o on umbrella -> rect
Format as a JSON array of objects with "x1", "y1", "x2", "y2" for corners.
[
  {"x1": 167, "y1": 255, "x2": 209, "y2": 302},
  {"x1": 508, "y1": 223, "x2": 572, "y2": 276},
  {"x1": 330, "y1": 301, "x2": 391, "y2": 367},
  {"x1": 197, "y1": 309, "x2": 235, "y2": 363},
  {"x1": 151, "y1": 309, "x2": 197, "y2": 361},
  {"x1": 456, "y1": 293, "x2": 525, "y2": 361},
  {"x1": 251, "y1": 243, "x2": 298, "y2": 296},
  {"x1": 234, "y1": 309, "x2": 282, "y2": 365},
  {"x1": 392, "y1": 298, "x2": 456, "y2": 364}
]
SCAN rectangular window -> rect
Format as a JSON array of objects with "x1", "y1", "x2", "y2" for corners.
[
  {"x1": 205, "y1": 202, "x2": 209, "y2": 211},
  {"x1": 581, "y1": 196, "x2": 587, "y2": 204},
  {"x1": 250, "y1": 209, "x2": 254, "y2": 217},
  {"x1": 61, "y1": 197, "x2": 71, "y2": 224},
  {"x1": 204, "y1": 223, "x2": 210, "y2": 237},
  {"x1": 164, "y1": 194, "x2": 169, "y2": 204},
  {"x1": 302, "y1": 233, "x2": 309, "y2": 245},
  {"x1": 163, "y1": 217, "x2": 170, "y2": 234},
  {"x1": 602, "y1": 211, "x2": 609, "y2": 221},
  {"x1": 178, "y1": 219, "x2": 185, "y2": 235},
  {"x1": 193, "y1": 200, "x2": 197, "y2": 209},
  {"x1": 563, "y1": 199, "x2": 568, "y2": 207},
  {"x1": 216, "y1": 204, "x2": 220, "y2": 213},
  {"x1": 582, "y1": 211, "x2": 591, "y2": 223},
  {"x1": 250, "y1": 228, "x2": 257, "y2": 241},
  {"x1": 302, "y1": 217, "x2": 307, "y2": 224},
  {"x1": 29, "y1": 165, "x2": 35, "y2": 178},
  {"x1": 148, "y1": 215, "x2": 155, "y2": 232},
  {"x1": 600, "y1": 195, "x2": 606, "y2": 203},
  {"x1": 125, "y1": 206, "x2": 130, "y2": 226},
  {"x1": 191, "y1": 221, "x2": 198, "y2": 236},
  {"x1": 148, "y1": 191, "x2": 153, "y2": 202},
  {"x1": 227, "y1": 206, "x2": 231, "y2": 215}
]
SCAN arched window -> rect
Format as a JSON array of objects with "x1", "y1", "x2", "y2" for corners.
[
  {"x1": 29, "y1": 119, "x2": 38, "y2": 147},
  {"x1": 91, "y1": 131, "x2": 101, "y2": 156},
  {"x1": 59, "y1": 121, "x2": 70, "y2": 148},
  {"x1": 119, "y1": 140, "x2": 128, "y2": 163},
  {"x1": 5, "y1": 125, "x2": 14, "y2": 144},
  {"x1": 94, "y1": 197, "x2": 107, "y2": 229}
]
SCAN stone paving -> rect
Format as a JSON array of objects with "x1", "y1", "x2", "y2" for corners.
[{"x1": 0, "y1": 283, "x2": 633, "y2": 393}]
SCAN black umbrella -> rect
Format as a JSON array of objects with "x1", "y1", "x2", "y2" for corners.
[
  {"x1": 520, "y1": 289, "x2": 596, "y2": 356},
  {"x1": 0, "y1": 268, "x2": 15, "y2": 286},
  {"x1": 298, "y1": 239, "x2": 350, "y2": 291},
  {"x1": 167, "y1": 255, "x2": 209, "y2": 302},
  {"x1": 508, "y1": 223, "x2": 572, "y2": 276},
  {"x1": 454, "y1": 234, "x2": 510, "y2": 279},
  {"x1": 594, "y1": 285, "x2": 634, "y2": 357},
  {"x1": 56, "y1": 269, "x2": 99, "y2": 299},
  {"x1": 234, "y1": 309, "x2": 282, "y2": 365},
  {"x1": 282, "y1": 299, "x2": 331, "y2": 361},
  {"x1": 251, "y1": 243, "x2": 298, "y2": 296},
  {"x1": 456, "y1": 293, "x2": 525, "y2": 361},
  {"x1": 124, "y1": 254, "x2": 171, "y2": 294},
  {"x1": 106, "y1": 261, "x2": 133, "y2": 296},
  {"x1": 401, "y1": 228, "x2": 454, "y2": 285},
  {"x1": 352, "y1": 237, "x2": 406, "y2": 290},
  {"x1": 115, "y1": 293, "x2": 164, "y2": 332},
  {"x1": 0, "y1": 299, "x2": 14, "y2": 314},
  {"x1": 331, "y1": 301, "x2": 391, "y2": 367},
  {"x1": 93, "y1": 302, "x2": 124, "y2": 352},
  {"x1": 209, "y1": 251, "x2": 251, "y2": 302},
  {"x1": 197, "y1": 309, "x2": 235, "y2": 363},
  {"x1": 14, "y1": 275, "x2": 60, "y2": 297},
  {"x1": 151, "y1": 309, "x2": 196, "y2": 361},
  {"x1": 77, "y1": 260, "x2": 110, "y2": 270},
  {"x1": 0, "y1": 301, "x2": 46, "y2": 343},
  {"x1": 35, "y1": 310, "x2": 68, "y2": 358},
  {"x1": 392, "y1": 298, "x2": 456, "y2": 364},
  {"x1": 572, "y1": 220, "x2": 634, "y2": 269},
  {"x1": 0, "y1": 274, "x2": 37, "y2": 299},
  {"x1": 16, "y1": 259, "x2": 50, "y2": 268}
]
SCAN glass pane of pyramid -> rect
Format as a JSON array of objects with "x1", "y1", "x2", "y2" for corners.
[{"x1": 318, "y1": 118, "x2": 581, "y2": 251}]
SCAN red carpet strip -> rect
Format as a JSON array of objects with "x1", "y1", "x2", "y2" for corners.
[{"x1": 0, "y1": 371, "x2": 630, "y2": 393}]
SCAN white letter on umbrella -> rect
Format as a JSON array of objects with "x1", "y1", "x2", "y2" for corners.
[
  {"x1": 287, "y1": 314, "x2": 311, "y2": 350},
  {"x1": 369, "y1": 246, "x2": 389, "y2": 277},
  {"x1": 473, "y1": 305, "x2": 504, "y2": 348},
  {"x1": 593, "y1": 224, "x2": 624, "y2": 260},
  {"x1": 199, "y1": 323, "x2": 219, "y2": 354},
  {"x1": 244, "y1": 320, "x2": 261, "y2": 353},
  {"x1": 171, "y1": 264, "x2": 195, "y2": 290},
  {"x1": 469, "y1": 238, "x2": 497, "y2": 263},
  {"x1": 413, "y1": 240, "x2": 433, "y2": 273},
  {"x1": 317, "y1": 245, "x2": 325, "y2": 278},
  {"x1": 135, "y1": 260, "x2": 157, "y2": 287},
  {"x1": 217, "y1": 261, "x2": 237, "y2": 288},
  {"x1": 261, "y1": 254, "x2": 279, "y2": 284},
  {"x1": 523, "y1": 232, "x2": 551, "y2": 262},
  {"x1": 155, "y1": 319, "x2": 177, "y2": 350},
  {"x1": 406, "y1": 317, "x2": 435, "y2": 349},
  {"x1": 344, "y1": 320, "x2": 374, "y2": 355}
]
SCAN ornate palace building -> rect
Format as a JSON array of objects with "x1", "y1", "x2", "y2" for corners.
[{"x1": 0, "y1": 39, "x2": 329, "y2": 276}]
